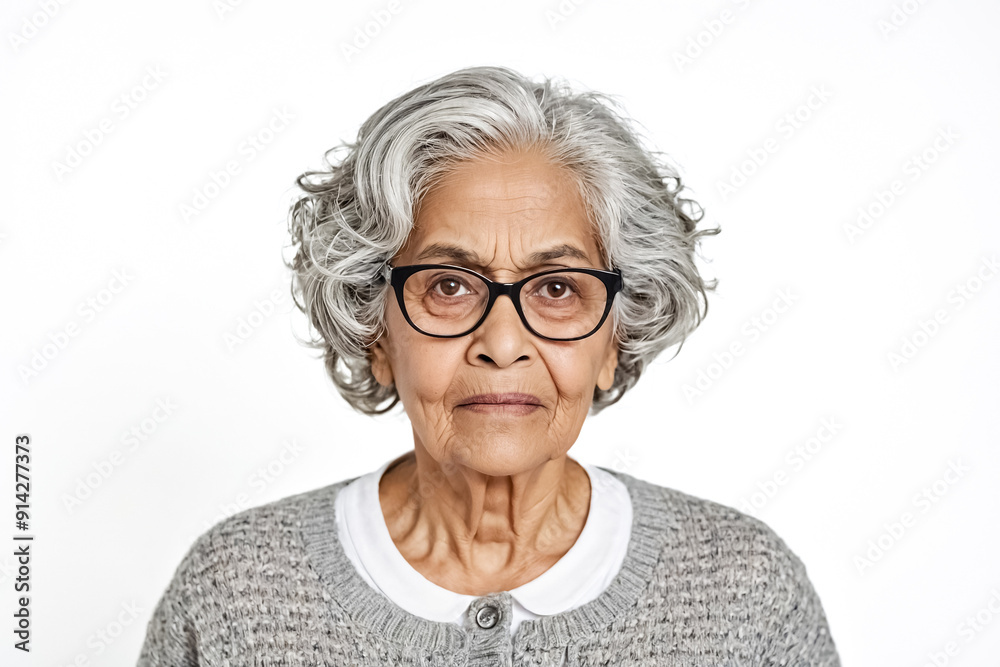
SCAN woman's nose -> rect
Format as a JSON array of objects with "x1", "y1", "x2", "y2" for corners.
[{"x1": 469, "y1": 294, "x2": 534, "y2": 367}]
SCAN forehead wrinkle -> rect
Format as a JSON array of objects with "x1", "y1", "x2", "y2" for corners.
[
  {"x1": 413, "y1": 240, "x2": 594, "y2": 273},
  {"x1": 413, "y1": 207, "x2": 593, "y2": 271},
  {"x1": 417, "y1": 192, "x2": 553, "y2": 235},
  {"x1": 448, "y1": 198, "x2": 559, "y2": 224},
  {"x1": 440, "y1": 158, "x2": 570, "y2": 215}
]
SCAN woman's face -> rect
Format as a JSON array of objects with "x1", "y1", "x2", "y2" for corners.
[{"x1": 370, "y1": 147, "x2": 618, "y2": 476}]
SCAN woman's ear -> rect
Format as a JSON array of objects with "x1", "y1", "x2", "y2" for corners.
[
  {"x1": 596, "y1": 337, "x2": 618, "y2": 392},
  {"x1": 369, "y1": 336, "x2": 394, "y2": 388}
]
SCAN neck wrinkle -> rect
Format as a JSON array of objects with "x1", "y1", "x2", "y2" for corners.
[{"x1": 380, "y1": 448, "x2": 591, "y2": 587}]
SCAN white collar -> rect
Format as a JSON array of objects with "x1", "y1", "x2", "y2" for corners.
[{"x1": 337, "y1": 456, "x2": 632, "y2": 622}]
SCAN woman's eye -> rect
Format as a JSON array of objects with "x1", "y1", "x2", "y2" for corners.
[
  {"x1": 433, "y1": 278, "x2": 469, "y2": 296},
  {"x1": 539, "y1": 280, "x2": 574, "y2": 299}
]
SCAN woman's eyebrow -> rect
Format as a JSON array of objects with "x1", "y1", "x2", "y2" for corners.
[
  {"x1": 527, "y1": 244, "x2": 591, "y2": 264},
  {"x1": 414, "y1": 242, "x2": 592, "y2": 268},
  {"x1": 414, "y1": 243, "x2": 481, "y2": 265}
]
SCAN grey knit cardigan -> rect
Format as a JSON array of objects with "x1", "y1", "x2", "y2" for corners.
[{"x1": 137, "y1": 467, "x2": 841, "y2": 666}]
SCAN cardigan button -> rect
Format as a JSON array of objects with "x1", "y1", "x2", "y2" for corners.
[{"x1": 475, "y1": 605, "x2": 499, "y2": 629}]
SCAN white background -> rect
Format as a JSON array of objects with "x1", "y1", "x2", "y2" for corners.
[{"x1": 3, "y1": 0, "x2": 999, "y2": 665}]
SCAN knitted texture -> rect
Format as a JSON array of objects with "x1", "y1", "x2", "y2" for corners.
[{"x1": 137, "y1": 468, "x2": 841, "y2": 666}]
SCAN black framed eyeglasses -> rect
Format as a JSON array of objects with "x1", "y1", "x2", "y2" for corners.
[{"x1": 384, "y1": 264, "x2": 624, "y2": 342}]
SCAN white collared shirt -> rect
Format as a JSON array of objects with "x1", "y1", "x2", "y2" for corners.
[{"x1": 335, "y1": 457, "x2": 633, "y2": 637}]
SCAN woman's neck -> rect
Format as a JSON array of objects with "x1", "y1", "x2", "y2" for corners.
[{"x1": 377, "y1": 449, "x2": 592, "y2": 595}]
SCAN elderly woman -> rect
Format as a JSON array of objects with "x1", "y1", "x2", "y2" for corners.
[{"x1": 139, "y1": 66, "x2": 840, "y2": 666}]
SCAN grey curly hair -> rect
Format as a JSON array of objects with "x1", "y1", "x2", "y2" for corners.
[{"x1": 285, "y1": 65, "x2": 718, "y2": 416}]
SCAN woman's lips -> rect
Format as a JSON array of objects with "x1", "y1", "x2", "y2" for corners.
[
  {"x1": 458, "y1": 393, "x2": 542, "y2": 415},
  {"x1": 460, "y1": 393, "x2": 541, "y2": 405}
]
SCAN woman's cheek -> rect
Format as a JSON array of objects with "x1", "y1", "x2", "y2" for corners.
[
  {"x1": 547, "y1": 355, "x2": 592, "y2": 402},
  {"x1": 407, "y1": 355, "x2": 460, "y2": 410}
]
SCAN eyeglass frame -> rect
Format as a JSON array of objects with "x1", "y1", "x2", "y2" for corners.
[{"x1": 383, "y1": 263, "x2": 625, "y2": 342}]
